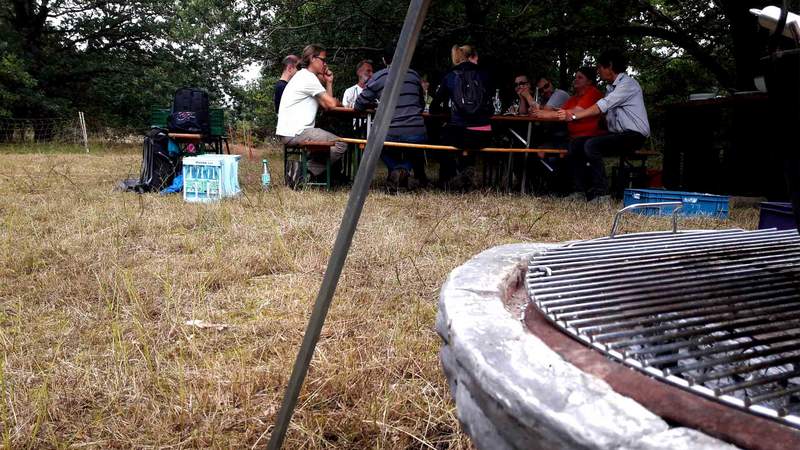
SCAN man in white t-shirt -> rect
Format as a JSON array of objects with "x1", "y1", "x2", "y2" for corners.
[
  {"x1": 276, "y1": 44, "x2": 346, "y2": 177},
  {"x1": 342, "y1": 60, "x2": 373, "y2": 107}
]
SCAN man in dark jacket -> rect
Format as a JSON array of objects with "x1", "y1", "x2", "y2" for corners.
[{"x1": 354, "y1": 44, "x2": 428, "y2": 191}]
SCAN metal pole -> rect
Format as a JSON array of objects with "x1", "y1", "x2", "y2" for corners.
[
  {"x1": 266, "y1": 1, "x2": 431, "y2": 448},
  {"x1": 79, "y1": 112, "x2": 89, "y2": 153}
]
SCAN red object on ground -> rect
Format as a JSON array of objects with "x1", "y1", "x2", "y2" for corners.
[{"x1": 646, "y1": 168, "x2": 663, "y2": 188}]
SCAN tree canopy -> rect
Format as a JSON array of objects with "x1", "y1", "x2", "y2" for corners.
[{"x1": 1, "y1": 0, "x2": 793, "y2": 135}]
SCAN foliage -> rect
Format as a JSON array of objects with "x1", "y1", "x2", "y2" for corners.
[
  {"x1": 0, "y1": 0, "x2": 788, "y2": 136},
  {"x1": 248, "y1": 1, "x2": 769, "y2": 102},
  {"x1": 0, "y1": 0, "x2": 254, "y2": 131}
]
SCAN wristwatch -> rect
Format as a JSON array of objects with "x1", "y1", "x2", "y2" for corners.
[{"x1": 571, "y1": 113, "x2": 577, "y2": 121}]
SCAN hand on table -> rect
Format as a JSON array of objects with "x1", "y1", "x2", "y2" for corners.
[{"x1": 556, "y1": 109, "x2": 573, "y2": 121}]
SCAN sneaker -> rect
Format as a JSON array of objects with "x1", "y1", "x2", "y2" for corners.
[
  {"x1": 564, "y1": 192, "x2": 585, "y2": 202},
  {"x1": 386, "y1": 168, "x2": 408, "y2": 194},
  {"x1": 407, "y1": 176, "x2": 420, "y2": 191},
  {"x1": 397, "y1": 168, "x2": 410, "y2": 188},
  {"x1": 456, "y1": 167, "x2": 477, "y2": 191},
  {"x1": 286, "y1": 160, "x2": 302, "y2": 189},
  {"x1": 588, "y1": 194, "x2": 612, "y2": 205}
]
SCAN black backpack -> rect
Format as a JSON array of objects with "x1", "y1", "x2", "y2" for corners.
[
  {"x1": 168, "y1": 87, "x2": 210, "y2": 135},
  {"x1": 451, "y1": 68, "x2": 488, "y2": 117},
  {"x1": 139, "y1": 128, "x2": 178, "y2": 192}
]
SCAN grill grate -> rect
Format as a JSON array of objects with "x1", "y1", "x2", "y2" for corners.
[{"x1": 526, "y1": 228, "x2": 800, "y2": 428}]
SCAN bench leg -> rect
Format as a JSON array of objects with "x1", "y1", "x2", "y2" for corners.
[
  {"x1": 284, "y1": 147, "x2": 290, "y2": 187},
  {"x1": 325, "y1": 158, "x2": 331, "y2": 191},
  {"x1": 301, "y1": 152, "x2": 308, "y2": 188},
  {"x1": 612, "y1": 155, "x2": 649, "y2": 198}
]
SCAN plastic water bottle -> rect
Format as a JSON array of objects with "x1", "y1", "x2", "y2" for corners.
[
  {"x1": 493, "y1": 89, "x2": 502, "y2": 114},
  {"x1": 261, "y1": 159, "x2": 271, "y2": 190}
]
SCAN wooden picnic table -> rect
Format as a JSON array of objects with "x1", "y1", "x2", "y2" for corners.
[{"x1": 328, "y1": 107, "x2": 560, "y2": 147}]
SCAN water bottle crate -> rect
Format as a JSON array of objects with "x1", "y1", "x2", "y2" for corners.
[
  {"x1": 623, "y1": 188, "x2": 729, "y2": 218},
  {"x1": 182, "y1": 154, "x2": 241, "y2": 203}
]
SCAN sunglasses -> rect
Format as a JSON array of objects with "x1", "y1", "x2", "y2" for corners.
[
  {"x1": 514, "y1": 81, "x2": 529, "y2": 87},
  {"x1": 314, "y1": 55, "x2": 327, "y2": 63}
]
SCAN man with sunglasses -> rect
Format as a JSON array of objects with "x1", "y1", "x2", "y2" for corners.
[
  {"x1": 517, "y1": 75, "x2": 569, "y2": 114},
  {"x1": 276, "y1": 44, "x2": 346, "y2": 180},
  {"x1": 513, "y1": 74, "x2": 533, "y2": 115}
]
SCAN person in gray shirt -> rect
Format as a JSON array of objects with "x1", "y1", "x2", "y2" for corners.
[
  {"x1": 557, "y1": 49, "x2": 650, "y2": 201},
  {"x1": 534, "y1": 76, "x2": 570, "y2": 111}
]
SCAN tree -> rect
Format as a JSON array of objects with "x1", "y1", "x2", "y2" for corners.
[{"x1": 0, "y1": 0, "x2": 255, "y2": 134}]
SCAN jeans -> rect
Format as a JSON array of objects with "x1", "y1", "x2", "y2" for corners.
[
  {"x1": 569, "y1": 131, "x2": 646, "y2": 198},
  {"x1": 382, "y1": 133, "x2": 428, "y2": 181},
  {"x1": 281, "y1": 128, "x2": 347, "y2": 176}
]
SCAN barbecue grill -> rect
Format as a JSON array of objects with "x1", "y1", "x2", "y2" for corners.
[{"x1": 526, "y1": 205, "x2": 800, "y2": 430}]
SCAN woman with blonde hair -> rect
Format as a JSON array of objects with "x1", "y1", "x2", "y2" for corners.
[
  {"x1": 431, "y1": 44, "x2": 494, "y2": 189},
  {"x1": 450, "y1": 44, "x2": 475, "y2": 65}
]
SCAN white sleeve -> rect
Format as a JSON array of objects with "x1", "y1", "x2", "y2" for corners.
[{"x1": 342, "y1": 86, "x2": 356, "y2": 107}]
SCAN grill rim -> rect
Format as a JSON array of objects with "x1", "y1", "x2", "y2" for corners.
[{"x1": 526, "y1": 228, "x2": 800, "y2": 435}]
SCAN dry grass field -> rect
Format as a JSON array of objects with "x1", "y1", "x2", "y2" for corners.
[{"x1": 0, "y1": 143, "x2": 759, "y2": 448}]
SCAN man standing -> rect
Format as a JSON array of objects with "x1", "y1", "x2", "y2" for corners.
[
  {"x1": 354, "y1": 44, "x2": 427, "y2": 191},
  {"x1": 276, "y1": 44, "x2": 346, "y2": 179},
  {"x1": 342, "y1": 60, "x2": 374, "y2": 107},
  {"x1": 557, "y1": 49, "x2": 650, "y2": 202},
  {"x1": 274, "y1": 54, "x2": 299, "y2": 113}
]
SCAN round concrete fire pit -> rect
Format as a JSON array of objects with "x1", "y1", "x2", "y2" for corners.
[{"x1": 436, "y1": 244, "x2": 739, "y2": 450}]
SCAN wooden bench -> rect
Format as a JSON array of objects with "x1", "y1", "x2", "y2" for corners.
[
  {"x1": 338, "y1": 137, "x2": 568, "y2": 193},
  {"x1": 338, "y1": 138, "x2": 566, "y2": 157},
  {"x1": 283, "y1": 140, "x2": 336, "y2": 190}
]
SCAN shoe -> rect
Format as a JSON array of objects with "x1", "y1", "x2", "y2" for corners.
[
  {"x1": 398, "y1": 168, "x2": 409, "y2": 188},
  {"x1": 455, "y1": 167, "x2": 476, "y2": 191},
  {"x1": 587, "y1": 194, "x2": 612, "y2": 205},
  {"x1": 564, "y1": 192, "x2": 585, "y2": 202},
  {"x1": 286, "y1": 160, "x2": 302, "y2": 189},
  {"x1": 386, "y1": 168, "x2": 408, "y2": 194},
  {"x1": 407, "y1": 176, "x2": 422, "y2": 191}
]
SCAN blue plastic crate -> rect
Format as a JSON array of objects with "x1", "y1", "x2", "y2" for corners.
[
  {"x1": 182, "y1": 155, "x2": 241, "y2": 203},
  {"x1": 623, "y1": 188, "x2": 729, "y2": 218}
]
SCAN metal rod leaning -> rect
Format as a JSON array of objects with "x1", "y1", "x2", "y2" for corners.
[{"x1": 266, "y1": 1, "x2": 431, "y2": 448}]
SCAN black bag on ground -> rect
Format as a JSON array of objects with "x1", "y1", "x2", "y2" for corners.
[
  {"x1": 168, "y1": 87, "x2": 210, "y2": 135},
  {"x1": 139, "y1": 128, "x2": 178, "y2": 192}
]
